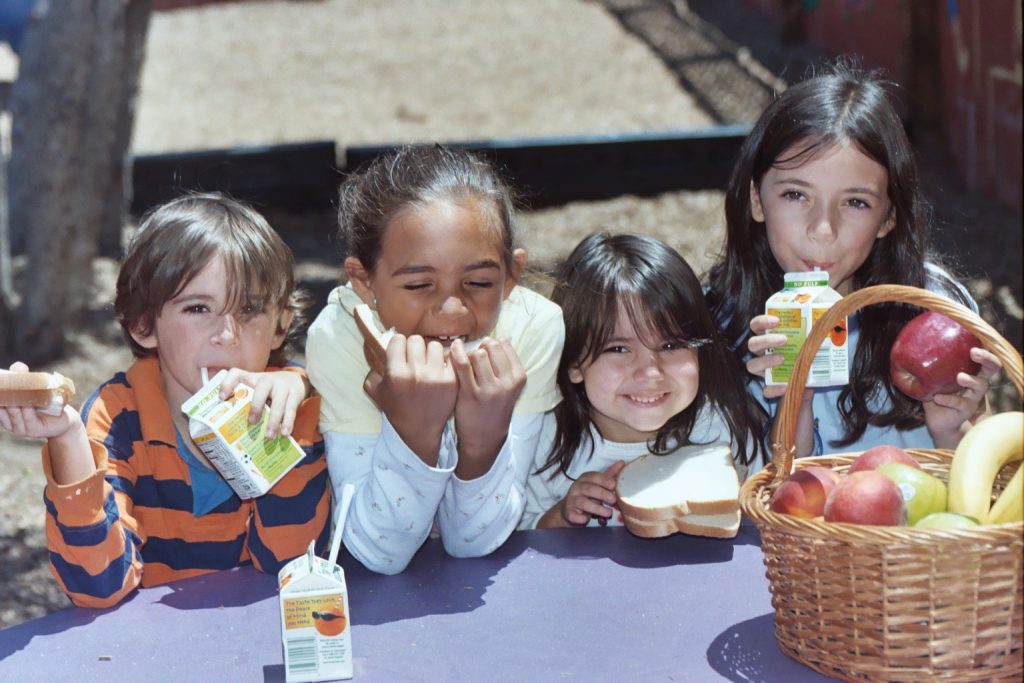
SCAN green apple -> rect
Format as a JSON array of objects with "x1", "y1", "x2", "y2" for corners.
[
  {"x1": 914, "y1": 512, "x2": 981, "y2": 529},
  {"x1": 877, "y1": 462, "x2": 947, "y2": 526}
]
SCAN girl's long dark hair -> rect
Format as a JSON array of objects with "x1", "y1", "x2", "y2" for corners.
[
  {"x1": 705, "y1": 61, "x2": 970, "y2": 446},
  {"x1": 539, "y1": 233, "x2": 766, "y2": 478}
]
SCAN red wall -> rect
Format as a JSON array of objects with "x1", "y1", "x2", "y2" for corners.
[{"x1": 744, "y1": 0, "x2": 1022, "y2": 211}]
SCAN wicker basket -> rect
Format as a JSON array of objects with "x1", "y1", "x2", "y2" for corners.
[{"x1": 739, "y1": 285, "x2": 1023, "y2": 682}]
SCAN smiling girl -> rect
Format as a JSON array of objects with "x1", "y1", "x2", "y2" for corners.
[
  {"x1": 305, "y1": 145, "x2": 564, "y2": 573},
  {"x1": 704, "y1": 62, "x2": 1000, "y2": 458},
  {"x1": 519, "y1": 233, "x2": 764, "y2": 530}
]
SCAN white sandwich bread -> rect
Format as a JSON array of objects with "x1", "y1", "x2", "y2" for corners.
[
  {"x1": 615, "y1": 441, "x2": 741, "y2": 539},
  {"x1": 0, "y1": 370, "x2": 76, "y2": 416},
  {"x1": 353, "y1": 304, "x2": 395, "y2": 375}
]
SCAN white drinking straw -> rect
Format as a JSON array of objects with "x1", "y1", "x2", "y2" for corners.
[{"x1": 327, "y1": 483, "x2": 355, "y2": 567}]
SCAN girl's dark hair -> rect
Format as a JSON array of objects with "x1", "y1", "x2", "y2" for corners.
[
  {"x1": 539, "y1": 233, "x2": 766, "y2": 478},
  {"x1": 116, "y1": 192, "x2": 308, "y2": 367},
  {"x1": 338, "y1": 144, "x2": 517, "y2": 271},
  {"x1": 705, "y1": 60, "x2": 970, "y2": 446}
]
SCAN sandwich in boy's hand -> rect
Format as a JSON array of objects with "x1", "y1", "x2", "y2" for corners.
[
  {"x1": 0, "y1": 370, "x2": 76, "y2": 416},
  {"x1": 352, "y1": 304, "x2": 395, "y2": 375},
  {"x1": 615, "y1": 442, "x2": 741, "y2": 539}
]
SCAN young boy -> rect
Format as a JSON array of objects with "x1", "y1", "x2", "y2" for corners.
[{"x1": 0, "y1": 193, "x2": 330, "y2": 608}]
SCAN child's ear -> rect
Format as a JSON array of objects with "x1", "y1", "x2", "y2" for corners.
[
  {"x1": 876, "y1": 207, "x2": 897, "y2": 238},
  {"x1": 502, "y1": 248, "x2": 528, "y2": 301},
  {"x1": 272, "y1": 308, "x2": 296, "y2": 348},
  {"x1": 344, "y1": 257, "x2": 377, "y2": 307},
  {"x1": 567, "y1": 364, "x2": 584, "y2": 384},
  {"x1": 129, "y1": 325, "x2": 158, "y2": 351},
  {"x1": 749, "y1": 179, "x2": 766, "y2": 222}
]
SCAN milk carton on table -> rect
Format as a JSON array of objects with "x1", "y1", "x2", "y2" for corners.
[
  {"x1": 181, "y1": 369, "x2": 306, "y2": 499},
  {"x1": 765, "y1": 271, "x2": 849, "y2": 388},
  {"x1": 278, "y1": 541, "x2": 353, "y2": 682}
]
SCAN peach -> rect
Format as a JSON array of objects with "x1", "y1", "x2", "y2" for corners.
[
  {"x1": 824, "y1": 471, "x2": 908, "y2": 525},
  {"x1": 769, "y1": 466, "x2": 841, "y2": 518},
  {"x1": 848, "y1": 445, "x2": 921, "y2": 474}
]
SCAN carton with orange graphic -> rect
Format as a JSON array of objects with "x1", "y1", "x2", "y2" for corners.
[
  {"x1": 278, "y1": 541, "x2": 353, "y2": 682},
  {"x1": 181, "y1": 369, "x2": 307, "y2": 499},
  {"x1": 765, "y1": 271, "x2": 849, "y2": 387}
]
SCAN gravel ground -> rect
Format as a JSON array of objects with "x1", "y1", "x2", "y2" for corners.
[{"x1": 2, "y1": 0, "x2": 1020, "y2": 630}]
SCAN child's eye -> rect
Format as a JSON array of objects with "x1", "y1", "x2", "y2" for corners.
[
  {"x1": 781, "y1": 190, "x2": 805, "y2": 202},
  {"x1": 238, "y1": 302, "x2": 265, "y2": 318},
  {"x1": 403, "y1": 283, "x2": 431, "y2": 291},
  {"x1": 601, "y1": 345, "x2": 629, "y2": 354},
  {"x1": 184, "y1": 304, "x2": 210, "y2": 314},
  {"x1": 466, "y1": 280, "x2": 494, "y2": 289},
  {"x1": 846, "y1": 197, "x2": 871, "y2": 209}
]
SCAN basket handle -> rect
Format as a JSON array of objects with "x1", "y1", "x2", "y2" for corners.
[{"x1": 769, "y1": 284, "x2": 1024, "y2": 481}]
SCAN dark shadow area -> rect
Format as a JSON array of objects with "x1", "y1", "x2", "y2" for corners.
[{"x1": 706, "y1": 612, "x2": 838, "y2": 682}]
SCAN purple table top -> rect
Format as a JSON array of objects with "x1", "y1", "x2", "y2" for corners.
[{"x1": 0, "y1": 522, "x2": 835, "y2": 681}]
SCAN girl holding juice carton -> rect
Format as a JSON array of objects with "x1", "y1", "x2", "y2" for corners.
[
  {"x1": 520, "y1": 233, "x2": 765, "y2": 529},
  {"x1": 305, "y1": 145, "x2": 563, "y2": 573},
  {"x1": 704, "y1": 61, "x2": 1000, "y2": 458}
]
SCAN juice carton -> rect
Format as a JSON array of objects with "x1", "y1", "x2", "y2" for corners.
[
  {"x1": 765, "y1": 271, "x2": 849, "y2": 388},
  {"x1": 181, "y1": 370, "x2": 307, "y2": 499},
  {"x1": 279, "y1": 541, "x2": 353, "y2": 682}
]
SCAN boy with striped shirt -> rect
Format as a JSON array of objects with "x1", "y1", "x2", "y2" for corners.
[{"x1": 0, "y1": 193, "x2": 330, "y2": 608}]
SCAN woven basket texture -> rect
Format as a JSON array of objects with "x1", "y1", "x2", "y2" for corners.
[{"x1": 739, "y1": 285, "x2": 1023, "y2": 682}]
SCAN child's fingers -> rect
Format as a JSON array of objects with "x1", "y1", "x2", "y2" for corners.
[
  {"x1": 747, "y1": 332, "x2": 787, "y2": 356},
  {"x1": 218, "y1": 368, "x2": 243, "y2": 400},
  {"x1": 263, "y1": 389, "x2": 298, "y2": 439},
  {"x1": 7, "y1": 361, "x2": 29, "y2": 372},
  {"x1": 247, "y1": 382, "x2": 273, "y2": 424},
  {"x1": 605, "y1": 459, "x2": 627, "y2": 477},
  {"x1": 0, "y1": 408, "x2": 13, "y2": 431},
  {"x1": 750, "y1": 314, "x2": 780, "y2": 335},
  {"x1": 449, "y1": 339, "x2": 477, "y2": 389},
  {"x1": 970, "y1": 347, "x2": 1002, "y2": 378},
  {"x1": 746, "y1": 352, "x2": 783, "y2": 378}
]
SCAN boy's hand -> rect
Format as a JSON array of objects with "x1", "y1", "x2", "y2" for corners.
[
  {"x1": 0, "y1": 363, "x2": 79, "y2": 441},
  {"x1": 363, "y1": 333, "x2": 458, "y2": 465},
  {"x1": 449, "y1": 338, "x2": 527, "y2": 479},
  {"x1": 540, "y1": 460, "x2": 626, "y2": 528},
  {"x1": 0, "y1": 363, "x2": 94, "y2": 484},
  {"x1": 923, "y1": 347, "x2": 1001, "y2": 449},
  {"x1": 219, "y1": 368, "x2": 309, "y2": 439}
]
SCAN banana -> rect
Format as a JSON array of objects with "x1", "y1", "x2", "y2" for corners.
[
  {"x1": 987, "y1": 463, "x2": 1023, "y2": 524},
  {"x1": 947, "y1": 411, "x2": 1024, "y2": 523}
]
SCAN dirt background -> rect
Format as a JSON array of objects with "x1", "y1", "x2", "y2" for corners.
[{"x1": 1, "y1": 0, "x2": 1021, "y2": 629}]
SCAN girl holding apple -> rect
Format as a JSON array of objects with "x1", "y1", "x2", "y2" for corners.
[{"x1": 704, "y1": 60, "x2": 1001, "y2": 458}]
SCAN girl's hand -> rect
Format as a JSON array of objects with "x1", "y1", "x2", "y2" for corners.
[
  {"x1": 540, "y1": 460, "x2": 626, "y2": 528},
  {"x1": 219, "y1": 368, "x2": 309, "y2": 439},
  {"x1": 449, "y1": 338, "x2": 527, "y2": 479},
  {"x1": 923, "y1": 347, "x2": 1002, "y2": 449},
  {"x1": 746, "y1": 316, "x2": 817, "y2": 457},
  {"x1": 363, "y1": 333, "x2": 458, "y2": 465}
]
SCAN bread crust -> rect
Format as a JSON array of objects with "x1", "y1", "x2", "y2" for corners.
[
  {"x1": 353, "y1": 304, "x2": 390, "y2": 375},
  {"x1": 621, "y1": 510, "x2": 740, "y2": 539},
  {"x1": 0, "y1": 371, "x2": 75, "y2": 414}
]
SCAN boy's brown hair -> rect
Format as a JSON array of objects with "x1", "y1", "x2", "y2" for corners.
[{"x1": 115, "y1": 192, "x2": 308, "y2": 367}]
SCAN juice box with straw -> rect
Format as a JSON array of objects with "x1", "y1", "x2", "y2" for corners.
[
  {"x1": 765, "y1": 270, "x2": 849, "y2": 387},
  {"x1": 181, "y1": 369, "x2": 307, "y2": 499},
  {"x1": 278, "y1": 484, "x2": 356, "y2": 682}
]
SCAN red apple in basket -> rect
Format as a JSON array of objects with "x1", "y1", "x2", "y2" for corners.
[
  {"x1": 769, "y1": 466, "x2": 840, "y2": 518},
  {"x1": 824, "y1": 471, "x2": 908, "y2": 526},
  {"x1": 848, "y1": 445, "x2": 922, "y2": 474},
  {"x1": 889, "y1": 312, "x2": 981, "y2": 402}
]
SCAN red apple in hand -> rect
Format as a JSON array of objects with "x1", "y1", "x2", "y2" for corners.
[
  {"x1": 769, "y1": 466, "x2": 841, "y2": 518},
  {"x1": 848, "y1": 445, "x2": 922, "y2": 474},
  {"x1": 889, "y1": 311, "x2": 981, "y2": 402},
  {"x1": 824, "y1": 471, "x2": 907, "y2": 525}
]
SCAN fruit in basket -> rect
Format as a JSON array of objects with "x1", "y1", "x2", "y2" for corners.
[
  {"x1": 876, "y1": 462, "x2": 947, "y2": 525},
  {"x1": 848, "y1": 445, "x2": 922, "y2": 474},
  {"x1": 889, "y1": 311, "x2": 981, "y2": 402},
  {"x1": 947, "y1": 411, "x2": 1024, "y2": 523},
  {"x1": 914, "y1": 511, "x2": 980, "y2": 529},
  {"x1": 823, "y1": 471, "x2": 908, "y2": 525},
  {"x1": 768, "y1": 466, "x2": 840, "y2": 518}
]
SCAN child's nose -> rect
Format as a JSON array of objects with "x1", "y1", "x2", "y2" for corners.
[
  {"x1": 633, "y1": 351, "x2": 664, "y2": 379},
  {"x1": 211, "y1": 314, "x2": 239, "y2": 345},
  {"x1": 808, "y1": 205, "x2": 838, "y2": 241},
  {"x1": 435, "y1": 295, "x2": 469, "y2": 317}
]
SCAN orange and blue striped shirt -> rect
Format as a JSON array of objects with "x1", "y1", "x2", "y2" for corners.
[{"x1": 41, "y1": 358, "x2": 330, "y2": 608}]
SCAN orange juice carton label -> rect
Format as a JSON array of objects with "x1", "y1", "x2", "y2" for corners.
[
  {"x1": 764, "y1": 271, "x2": 849, "y2": 388},
  {"x1": 181, "y1": 370, "x2": 306, "y2": 499},
  {"x1": 278, "y1": 541, "x2": 353, "y2": 682}
]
